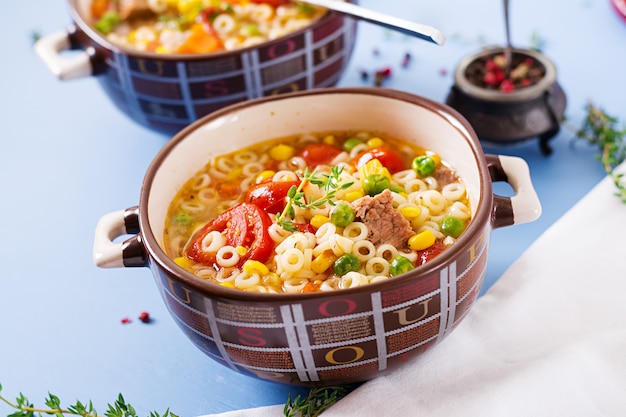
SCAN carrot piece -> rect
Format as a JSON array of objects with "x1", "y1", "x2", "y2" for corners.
[
  {"x1": 301, "y1": 281, "x2": 321, "y2": 293},
  {"x1": 91, "y1": 0, "x2": 111, "y2": 19},
  {"x1": 176, "y1": 24, "x2": 224, "y2": 54}
]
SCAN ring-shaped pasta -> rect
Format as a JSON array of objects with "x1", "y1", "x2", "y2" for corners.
[
  {"x1": 365, "y1": 257, "x2": 390, "y2": 276},
  {"x1": 242, "y1": 162, "x2": 265, "y2": 177},
  {"x1": 315, "y1": 222, "x2": 337, "y2": 242},
  {"x1": 393, "y1": 169, "x2": 416, "y2": 184},
  {"x1": 418, "y1": 189, "x2": 447, "y2": 214},
  {"x1": 442, "y1": 182, "x2": 466, "y2": 201},
  {"x1": 276, "y1": 233, "x2": 313, "y2": 254},
  {"x1": 215, "y1": 157, "x2": 236, "y2": 175},
  {"x1": 267, "y1": 224, "x2": 289, "y2": 245},
  {"x1": 179, "y1": 200, "x2": 205, "y2": 214},
  {"x1": 343, "y1": 222, "x2": 368, "y2": 241},
  {"x1": 369, "y1": 275, "x2": 390, "y2": 284},
  {"x1": 349, "y1": 143, "x2": 369, "y2": 158},
  {"x1": 197, "y1": 188, "x2": 216, "y2": 203},
  {"x1": 190, "y1": 173, "x2": 211, "y2": 190},
  {"x1": 283, "y1": 278, "x2": 309, "y2": 293},
  {"x1": 201, "y1": 230, "x2": 226, "y2": 253},
  {"x1": 212, "y1": 13, "x2": 236, "y2": 35},
  {"x1": 404, "y1": 178, "x2": 428, "y2": 193},
  {"x1": 376, "y1": 244, "x2": 399, "y2": 261},
  {"x1": 448, "y1": 201, "x2": 471, "y2": 220},
  {"x1": 341, "y1": 272, "x2": 368, "y2": 289},
  {"x1": 273, "y1": 170, "x2": 299, "y2": 182},
  {"x1": 216, "y1": 246, "x2": 240, "y2": 268},
  {"x1": 234, "y1": 271, "x2": 261, "y2": 289},
  {"x1": 279, "y1": 248, "x2": 305, "y2": 273},
  {"x1": 352, "y1": 240, "x2": 376, "y2": 261}
]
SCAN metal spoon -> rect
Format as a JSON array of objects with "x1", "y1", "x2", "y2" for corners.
[
  {"x1": 503, "y1": 0, "x2": 512, "y2": 74},
  {"x1": 300, "y1": 0, "x2": 445, "y2": 45}
]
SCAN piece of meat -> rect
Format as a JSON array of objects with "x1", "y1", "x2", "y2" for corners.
[
  {"x1": 351, "y1": 189, "x2": 413, "y2": 247},
  {"x1": 433, "y1": 165, "x2": 459, "y2": 187},
  {"x1": 118, "y1": 0, "x2": 152, "y2": 20}
]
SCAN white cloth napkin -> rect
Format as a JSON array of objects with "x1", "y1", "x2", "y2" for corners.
[{"x1": 202, "y1": 162, "x2": 626, "y2": 417}]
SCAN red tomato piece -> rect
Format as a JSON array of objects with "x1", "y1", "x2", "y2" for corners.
[
  {"x1": 247, "y1": 0, "x2": 289, "y2": 7},
  {"x1": 298, "y1": 143, "x2": 343, "y2": 167},
  {"x1": 187, "y1": 203, "x2": 274, "y2": 267},
  {"x1": 415, "y1": 240, "x2": 446, "y2": 266},
  {"x1": 244, "y1": 180, "x2": 300, "y2": 215},
  {"x1": 354, "y1": 146, "x2": 408, "y2": 174}
]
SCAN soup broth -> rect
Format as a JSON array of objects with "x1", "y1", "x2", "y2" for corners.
[
  {"x1": 91, "y1": 0, "x2": 326, "y2": 54},
  {"x1": 164, "y1": 131, "x2": 471, "y2": 293}
]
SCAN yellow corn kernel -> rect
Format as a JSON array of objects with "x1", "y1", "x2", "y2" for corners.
[
  {"x1": 255, "y1": 170, "x2": 275, "y2": 184},
  {"x1": 263, "y1": 272, "x2": 281, "y2": 287},
  {"x1": 366, "y1": 137, "x2": 384, "y2": 148},
  {"x1": 236, "y1": 246, "x2": 248, "y2": 256},
  {"x1": 400, "y1": 206, "x2": 421, "y2": 219},
  {"x1": 408, "y1": 229, "x2": 436, "y2": 251},
  {"x1": 155, "y1": 46, "x2": 169, "y2": 54},
  {"x1": 358, "y1": 158, "x2": 391, "y2": 180},
  {"x1": 343, "y1": 189, "x2": 365, "y2": 202},
  {"x1": 311, "y1": 251, "x2": 337, "y2": 274},
  {"x1": 426, "y1": 151, "x2": 441, "y2": 166},
  {"x1": 219, "y1": 281, "x2": 235, "y2": 288},
  {"x1": 177, "y1": 0, "x2": 201, "y2": 14},
  {"x1": 174, "y1": 256, "x2": 194, "y2": 270},
  {"x1": 243, "y1": 259, "x2": 270, "y2": 275},
  {"x1": 225, "y1": 167, "x2": 242, "y2": 181},
  {"x1": 323, "y1": 134, "x2": 336, "y2": 145},
  {"x1": 269, "y1": 144, "x2": 295, "y2": 161},
  {"x1": 310, "y1": 214, "x2": 330, "y2": 229}
]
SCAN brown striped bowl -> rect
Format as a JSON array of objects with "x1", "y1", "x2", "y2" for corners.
[
  {"x1": 35, "y1": 0, "x2": 358, "y2": 135},
  {"x1": 93, "y1": 87, "x2": 542, "y2": 385}
]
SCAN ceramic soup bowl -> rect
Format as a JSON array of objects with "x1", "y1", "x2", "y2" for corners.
[
  {"x1": 93, "y1": 87, "x2": 541, "y2": 386},
  {"x1": 35, "y1": 0, "x2": 357, "y2": 135}
]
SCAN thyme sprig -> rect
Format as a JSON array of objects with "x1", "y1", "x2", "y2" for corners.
[
  {"x1": 575, "y1": 103, "x2": 626, "y2": 203},
  {"x1": 276, "y1": 166, "x2": 354, "y2": 232},
  {"x1": 283, "y1": 386, "x2": 350, "y2": 417},
  {"x1": 0, "y1": 383, "x2": 177, "y2": 417}
]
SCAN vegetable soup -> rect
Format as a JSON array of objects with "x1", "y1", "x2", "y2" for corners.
[
  {"x1": 91, "y1": 0, "x2": 326, "y2": 54},
  {"x1": 164, "y1": 131, "x2": 472, "y2": 293}
]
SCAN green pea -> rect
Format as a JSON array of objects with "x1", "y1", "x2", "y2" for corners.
[
  {"x1": 333, "y1": 253, "x2": 361, "y2": 276},
  {"x1": 343, "y1": 137, "x2": 363, "y2": 152},
  {"x1": 330, "y1": 203, "x2": 355, "y2": 227},
  {"x1": 441, "y1": 215, "x2": 465, "y2": 238},
  {"x1": 412, "y1": 155, "x2": 436, "y2": 177},
  {"x1": 389, "y1": 256, "x2": 414, "y2": 276},
  {"x1": 174, "y1": 212, "x2": 193, "y2": 226},
  {"x1": 95, "y1": 11, "x2": 121, "y2": 34},
  {"x1": 362, "y1": 173, "x2": 391, "y2": 196}
]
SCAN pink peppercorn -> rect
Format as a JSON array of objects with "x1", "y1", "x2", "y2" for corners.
[
  {"x1": 138, "y1": 311, "x2": 151, "y2": 323},
  {"x1": 121, "y1": 317, "x2": 132, "y2": 324}
]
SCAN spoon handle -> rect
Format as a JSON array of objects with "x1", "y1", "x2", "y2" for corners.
[{"x1": 301, "y1": 0, "x2": 445, "y2": 45}]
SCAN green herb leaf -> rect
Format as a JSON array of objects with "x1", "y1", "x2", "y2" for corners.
[{"x1": 575, "y1": 103, "x2": 626, "y2": 203}]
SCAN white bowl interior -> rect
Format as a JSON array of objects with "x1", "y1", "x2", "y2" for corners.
[{"x1": 147, "y1": 91, "x2": 483, "y2": 249}]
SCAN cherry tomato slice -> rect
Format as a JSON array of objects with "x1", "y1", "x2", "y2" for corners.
[
  {"x1": 354, "y1": 146, "x2": 408, "y2": 174},
  {"x1": 244, "y1": 180, "x2": 300, "y2": 215},
  {"x1": 187, "y1": 203, "x2": 274, "y2": 267},
  {"x1": 415, "y1": 240, "x2": 446, "y2": 266},
  {"x1": 247, "y1": 0, "x2": 289, "y2": 6},
  {"x1": 298, "y1": 143, "x2": 343, "y2": 168}
]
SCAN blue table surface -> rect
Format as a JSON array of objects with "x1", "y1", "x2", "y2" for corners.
[{"x1": 2, "y1": 0, "x2": 625, "y2": 415}]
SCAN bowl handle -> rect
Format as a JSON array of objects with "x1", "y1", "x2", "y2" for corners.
[
  {"x1": 34, "y1": 27, "x2": 92, "y2": 80},
  {"x1": 93, "y1": 206, "x2": 148, "y2": 268},
  {"x1": 486, "y1": 154, "x2": 542, "y2": 229}
]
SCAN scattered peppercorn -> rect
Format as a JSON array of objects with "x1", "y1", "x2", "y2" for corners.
[
  {"x1": 374, "y1": 66, "x2": 393, "y2": 86},
  {"x1": 138, "y1": 311, "x2": 151, "y2": 323},
  {"x1": 401, "y1": 52, "x2": 411, "y2": 68},
  {"x1": 121, "y1": 317, "x2": 132, "y2": 324}
]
